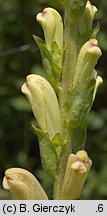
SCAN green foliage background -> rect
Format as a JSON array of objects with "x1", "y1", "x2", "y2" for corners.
[{"x1": 0, "y1": 0, "x2": 107, "y2": 199}]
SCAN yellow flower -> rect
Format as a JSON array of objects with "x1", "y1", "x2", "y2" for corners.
[
  {"x1": 93, "y1": 75, "x2": 103, "y2": 100},
  {"x1": 74, "y1": 39, "x2": 102, "y2": 85},
  {"x1": 61, "y1": 150, "x2": 92, "y2": 199},
  {"x1": 3, "y1": 168, "x2": 48, "y2": 200},
  {"x1": 36, "y1": 7, "x2": 63, "y2": 51},
  {"x1": 21, "y1": 74, "x2": 61, "y2": 140},
  {"x1": 79, "y1": 1, "x2": 97, "y2": 34}
]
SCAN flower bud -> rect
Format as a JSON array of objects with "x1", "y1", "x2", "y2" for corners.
[
  {"x1": 79, "y1": 1, "x2": 97, "y2": 34},
  {"x1": 61, "y1": 150, "x2": 92, "y2": 199},
  {"x1": 93, "y1": 75, "x2": 103, "y2": 101},
  {"x1": 3, "y1": 168, "x2": 48, "y2": 200},
  {"x1": 36, "y1": 7, "x2": 63, "y2": 51},
  {"x1": 74, "y1": 39, "x2": 102, "y2": 85},
  {"x1": 21, "y1": 74, "x2": 61, "y2": 140}
]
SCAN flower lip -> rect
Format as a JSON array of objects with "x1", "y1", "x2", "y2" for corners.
[
  {"x1": 88, "y1": 1, "x2": 93, "y2": 7},
  {"x1": 25, "y1": 81, "x2": 29, "y2": 88},
  {"x1": 76, "y1": 158, "x2": 90, "y2": 164},
  {"x1": 21, "y1": 82, "x2": 29, "y2": 95},
  {"x1": 88, "y1": 1, "x2": 96, "y2": 10},
  {"x1": 41, "y1": 10, "x2": 47, "y2": 17},
  {"x1": 3, "y1": 170, "x2": 15, "y2": 184},
  {"x1": 3, "y1": 175, "x2": 13, "y2": 190},
  {"x1": 5, "y1": 176, "x2": 13, "y2": 181},
  {"x1": 71, "y1": 161, "x2": 87, "y2": 174},
  {"x1": 90, "y1": 41, "x2": 98, "y2": 47},
  {"x1": 36, "y1": 8, "x2": 50, "y2": 21}
]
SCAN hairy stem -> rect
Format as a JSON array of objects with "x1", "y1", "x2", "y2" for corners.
[{"x1": 54, "y1": 10, "x2": 79, "y2": 199}]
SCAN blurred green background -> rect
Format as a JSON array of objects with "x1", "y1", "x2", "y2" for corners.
[{"x1": 0, "y1": 0, "x2": 107, "y2": 199}]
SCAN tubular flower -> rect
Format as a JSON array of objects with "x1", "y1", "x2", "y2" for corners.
[
  {"x1": 79, "y1": 1, "x2": 97, "y2": 34},
  {"x1": 61, "y1": 150, "x2": 92, "y2": 199},
  {"x1": 93, "y1": 75, "x2": 103, "y2": 101},
  {"x1": 74, "y1": 39, "x2": 102, "y2": 85},
  {"x1": 21, "y1": 74, "x2": 61, "y2": 140},
  {"x1": 36, "y1": 7, "x2": 63, "y2": 51},
  {"x1": 3, "y1": 168, "x2": 48, "y2": 200}
]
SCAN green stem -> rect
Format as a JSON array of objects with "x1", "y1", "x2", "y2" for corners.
[
  {"x1": 54, "y1": 9, "x2": 79, "y2": 199},
  {"x1": 59, "y1": 9, "x2": 79, "y2": 148},
  {"x1": 61, "y1": 14, "x2": 78, "y2": 90},
  {"x1": 53, "y1": 144, "x2": 70, "y2": 199}
]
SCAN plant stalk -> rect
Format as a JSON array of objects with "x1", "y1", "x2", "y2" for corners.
[{"x1": 54, "y1": 9, "x2": 79, "y2": 199}]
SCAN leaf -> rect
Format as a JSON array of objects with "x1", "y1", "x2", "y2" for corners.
[
  {"x1": 52, "y1": 133, "x2": 63, "y2": 158},
  {"x1": 33, "y1": 35, "x2": 62, "y2": 93},
  {"x1": 67, "y1": 79, "x2": 96, "y2": 128},
  {"x1": 50, "y1": 42, "x2": 62, "y2": 67},
  {"x1": 32, "y1": 122, "x2": 58, "y2": 176},
  {"x1": 65, "y1": 79, "x2": 96, "y2": 150},
  {"x1": 39, "y1": 134, "x2": 58, "y2": 177},
  {"x1": 72, "y1": 121, "x2": 87, "y2": 152}
]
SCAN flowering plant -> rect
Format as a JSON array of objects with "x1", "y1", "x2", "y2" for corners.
[{"x1": 3, "y1": 0, "x2": 102, "y2": 200}]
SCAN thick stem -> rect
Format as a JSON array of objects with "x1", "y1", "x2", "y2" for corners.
[
  {"x1": 59, "y1": 9, "x2": 79, "y2": 149},
  {"x1": 61, "y1": 13, "x2": 78, "y2": 91},
  {"x1": 53, "y1": 144, "x2": 70, "y2": 199},
  {"x1": 54, "y1": 10, "x2": 79, "y2": 199}
]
